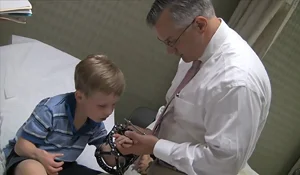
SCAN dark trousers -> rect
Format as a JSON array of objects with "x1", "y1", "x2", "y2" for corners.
[{"x1": 5, "y1": 150, "x2": 102, "y2": 175}]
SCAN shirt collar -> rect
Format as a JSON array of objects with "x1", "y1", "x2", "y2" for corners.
[
  {"x1": 199, "y1": 18, "x2": 229, "y2": 63},
  {"x1": 65, "y1": 92, "x2": 98, "y2": 134}
]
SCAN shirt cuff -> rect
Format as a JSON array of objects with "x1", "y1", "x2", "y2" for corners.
[
  {"x1": 147, "y1": 121, "x2": 156, "y2": 130},
  {"x1": 153, "y1": 139, "x2": 176, "y2": 164}
]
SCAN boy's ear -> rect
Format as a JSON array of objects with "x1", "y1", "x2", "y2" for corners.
[{"x1": 75, "y1": 90, "x2": 85, "y2": 102}]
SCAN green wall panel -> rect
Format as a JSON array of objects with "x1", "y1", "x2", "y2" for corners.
[{"x1": 249, "y1": 3, "x2": 300, "y2": 175}]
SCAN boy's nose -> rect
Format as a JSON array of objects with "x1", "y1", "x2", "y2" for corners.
[{"x1": 104, "y1": 107, "x2": 113, "y2": 117}]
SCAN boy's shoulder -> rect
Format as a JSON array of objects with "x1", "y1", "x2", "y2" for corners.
[{"x1": 37, "y1": 92, "x2": 75, "y2": 114}]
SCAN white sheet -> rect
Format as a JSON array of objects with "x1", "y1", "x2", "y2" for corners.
[{"x1": 0, "y1": 35, "x2": 115, "y2": 173}]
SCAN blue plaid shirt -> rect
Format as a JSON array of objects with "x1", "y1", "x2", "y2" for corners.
[{"x1": 3, "y1": 92, "x2": 107, "y2": 162}]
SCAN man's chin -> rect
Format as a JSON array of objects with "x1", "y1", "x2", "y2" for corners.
[{"x1": 181, "y1": 56, "x2": 193, "y2": 63}]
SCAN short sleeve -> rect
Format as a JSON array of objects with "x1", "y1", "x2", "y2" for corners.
[
  {"x1": 19, "y1": 105, "x2": 53, "y2": 145},
  {"x1": 88, "y1": 123, "x2": 107, "y2": 146}
]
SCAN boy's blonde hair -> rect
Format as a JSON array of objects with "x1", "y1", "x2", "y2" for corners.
[{"x1": 74, "y1": 54, "x2": 125, "y2": 97}]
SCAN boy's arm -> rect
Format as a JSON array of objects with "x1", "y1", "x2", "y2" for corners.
[
  {"x1": 89, "y1": 123, "x2": 132, "y2": 166},
  {"x1": 14, "y1": 104, "x2": 52, "y2": 157},
  {"x1": 88, "y1": 123, "x2": 116, "y2": 166},
  {"x1": 99, "y1": 143, "x2": 117, "y2": 166},
  {"x1": 88, "y1": 123, "x2": 107, "y2": 146},
  {"x1": 14, "y1": 103, "x2": 64, "y2": 174},
  {"x1": 15, "y1": 137, "x2": 64, "y2": 174},
  {"x1": 14, "y1": 137, "x2": 43, "y2": 159},
  {"x1": 98, "y1": 137, "x2": 133, "y2": 167},
  {"x1": 18, "y1": 104, "x2": 53, "y2": 145}
]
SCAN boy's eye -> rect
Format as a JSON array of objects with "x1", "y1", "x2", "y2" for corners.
[{"x1": 98, "y1": 105, "x2": 106, "y2": 108}]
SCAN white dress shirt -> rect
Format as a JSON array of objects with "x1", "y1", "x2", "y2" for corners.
[{"x1": 149, "y1": 19, "x2": 272, "y2": 175}]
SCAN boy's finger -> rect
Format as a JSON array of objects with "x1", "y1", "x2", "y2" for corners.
[
  {"x1": 116, "y1": 137, "x2": 133, "y2": 144},
  {"x1": 48, "y1": 166, "x2": 63, "y2": 173},
  {"x1": 115, "y1": 137, "x2": 123, "y2": 142},
  {"x1": 117, "y1": 139, "x2": 125, "y2": 144},
  {"x1": 113, "y1": 133, "x2": 121, "y2": 138},
  {"x1": 51, "y1": 160, "x2": 64, "y2": 168},
  {"x1": 116, "y1": 138, "x2": 129, "y2": 144},
  {"x1": 52, "y1": 153, "x2": 64, "y2": 157}
]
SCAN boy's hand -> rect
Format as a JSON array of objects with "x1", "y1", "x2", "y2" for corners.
[
  {"x1": 115, "y1": 131, "x2": 159, "y2": 156},
  {"x1": 36, "y1": 149, "x2": 64, "y2": 175},
  {"x1": 114, "y1": 134, "x2": 134, "y2": 148},
  {"x1": 114, "y1": 134, "x2": 135, "y2": 157}
]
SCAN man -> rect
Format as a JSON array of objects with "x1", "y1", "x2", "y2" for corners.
[{"x1": 118, "y1": 0, "x2": 272, "y2": 174}]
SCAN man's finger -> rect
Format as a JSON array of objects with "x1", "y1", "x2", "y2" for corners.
[
  {"x1": 133, "y1": 156, "x2": 141, "y2": 166},
  {"x1": 121, "y1": 143, "x2": 133, "y2": 148},
  {"x1": 140, "y1": 155, "x2": 148, "y2": 161},
  {"x1": 116, "y1": 143, "x2": 133, "y2": 155},
  {"x1": 139, "y1": 162, "x2": 146, "y2": 166},
  {"x1": 127, "y1": 126, "x2": 135, "y2": 131}
]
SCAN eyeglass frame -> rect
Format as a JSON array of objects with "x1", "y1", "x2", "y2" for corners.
[{"x1": 157, "y1": 18, "x2": 196, "y2": 48}]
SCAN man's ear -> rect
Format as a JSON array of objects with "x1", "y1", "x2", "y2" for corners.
[{"x1": 194, "y1": 16, "x2": 207, "y2": 33}]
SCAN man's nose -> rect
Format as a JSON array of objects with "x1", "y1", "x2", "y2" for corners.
[{"x1": 167, "y1": 46, "x2": 176, "y2": 54}]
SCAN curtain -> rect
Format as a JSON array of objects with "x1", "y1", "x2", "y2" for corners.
[
  {"x1": 289, "y1": 158, "x2": 300, "y2": 175},
  {"x1": 228, "y1": 0, "x2": 299, "y2": 58}
]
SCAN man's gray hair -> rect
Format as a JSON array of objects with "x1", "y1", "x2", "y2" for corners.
[{"x1": 146, "y1": 0, "x2": 215, "y2": 28}]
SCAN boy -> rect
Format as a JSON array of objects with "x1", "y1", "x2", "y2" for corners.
[{"x1": 3, "y1": 54, "x2": 132, "y2": 175}]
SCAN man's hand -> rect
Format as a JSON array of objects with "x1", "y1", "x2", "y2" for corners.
[
  {"x1": 116, "y1": 131, "x2": 159, "y2": 156},
  {"x1": 133, "y1": 155, "x2": 153, "y2": 174},
  {"x1": 36, "y1": 149, "x2": 64, "y2": 175},
  {"x1": 127, "y1": 125, "x2": 153, "y2": 135}
]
